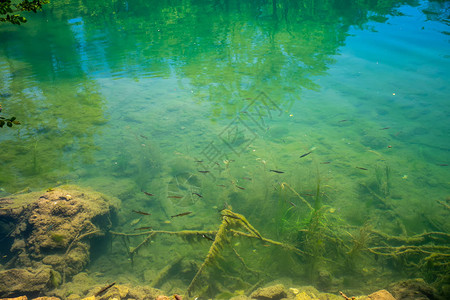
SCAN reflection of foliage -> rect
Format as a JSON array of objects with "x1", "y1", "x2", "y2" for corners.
[
  {"x1": 0, "y1": 0, "x2": 49, "y2": 25},
  {"x1": 39, "y1": 0, "x2": 418, "y2": 118},
  {"x1": 0, "y1": 78, "x2": 106, "y2": 191}
]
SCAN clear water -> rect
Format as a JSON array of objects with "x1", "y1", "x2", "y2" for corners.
[{"x1": 1, "y1": 0, "x2": 449, "y2": 298}]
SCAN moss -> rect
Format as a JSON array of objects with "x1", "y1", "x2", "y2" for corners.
[
  {"x1": 49, "y1": 269, "x2": 62, "y2": 288},
  {"x1": 50, "y1": 233, "x2": 66, "y2": 244}
]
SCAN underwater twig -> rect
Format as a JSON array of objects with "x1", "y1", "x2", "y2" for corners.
[
  {"x1": 187, "y1": 210, "x2": 231, "y2": 296},
  {"x1": 367, "y1": 245, "x2": 450, "y2": 257},
  {"x1": 111, "y1": 209, "x2": 306, "y2": 298},
  {"x1": 229, "y1": 230, "x2": 305, "y2": 256},
  {"x1": 232, "y1": 247, "x2": 262, "y2": 276},
  {"x1": 280, "y1": 182, "x2": 313, "y2": 211},
  {"x1": 355, "y1": 228, "x2": 450, "y2": 246},
  {"x1": 64, "y1": 225, "x2": 101, "y2": 256},
  {"x1": 437, "y1": 200, "x2": 450, "y2": 210},
  {"x1": 62, "y1": 222, "x2": 101, "y2": 283},
  {"x1": 110, "y1": 230, "x2": 219, "y2": 260},
  {"x1": 110, "y1": 229, "x2": 217, "y2": 237},
  {"x1": 339, "y1": 291, "x2": 355, "y2": 300}
]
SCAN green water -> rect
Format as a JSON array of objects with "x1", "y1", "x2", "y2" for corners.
[{"x1": 1, "y1": 0, "x2": 449, "y2": 298}]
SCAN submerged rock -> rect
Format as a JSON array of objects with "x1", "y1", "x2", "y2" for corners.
[
  {"x1": 0, "y1": 267, "x2": 51, "y2": 297},
  {"x1": 388, "y1": 279, "x2": 441, "y2": 300},
  {"x1": 366, "y1": 289, "x2": 396, "y2": 300},
  {"x1": 0, "y1": 185, "x2": 119, "y2": 297},
  {"x1": 250, "y1": 284, "x2": 287, "y2": 300}
]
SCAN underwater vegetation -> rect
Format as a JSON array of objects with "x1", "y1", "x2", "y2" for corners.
[{"x1": 111, "y1": 207, "x2": 305, "y2": 298}]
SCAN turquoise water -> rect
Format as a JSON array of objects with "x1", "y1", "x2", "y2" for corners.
[{"x1": 1, "y1": 0, "x2": 449, "y2": 298}]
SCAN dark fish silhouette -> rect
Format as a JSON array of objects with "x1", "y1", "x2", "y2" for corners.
[
  {"x1": 134, "y1": 226, "x2": 153, "y2": 231},
  {"x1": 132, "y1": 210, "x2": 151, "y2": 216},
  {"x1": 95, "y1": 282, "x2": 116, "y2": 297},
  {"x1": 299, "y1": 151, "x2": 312, "y2": 158},
  {"x1": 171, "y1": 211, "x2": 192, "y2": 218}
]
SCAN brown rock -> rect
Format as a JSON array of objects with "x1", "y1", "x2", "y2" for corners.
[
  {"x1": 367, "y1": 290, "x2": 396, "y2": 300},
  {"x1": 0, "y1": 267, "x2": 51, "y2": 296},
  {"x1": 250, "y1": 284, "x2": 287, "y2": 300},
  {"x1": 0, "y1": 186, "x2": 119, "y2": 281},
  {"x1": 0, "y1": 297, "x2": 28, "y2": 300},
  {"x1": 32, "y1": 297, "x2": 61, "y2": 300},
  {"x1": 388, "y1": 279, "x2": 440, "y2": 300}
]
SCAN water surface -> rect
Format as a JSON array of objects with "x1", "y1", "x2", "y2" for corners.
[{"x1": 0, "y1": 0, "x2": 449, "y2": 298}]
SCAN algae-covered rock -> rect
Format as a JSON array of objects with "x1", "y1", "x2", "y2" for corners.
[
  {"x1": 250, "y1": 283, "x2": 287, "y2": 300},
  {"x1": 388, "y1": 279, "x2": 440, "y2": 300},
  {"x1": 0, "y1": 185, "x2": 119, "y2": 297},
  {"x1": 366, "y1": 289, "x2": 396, "y2": 300},
  {"x1": 0, "y1": 266, "x2": 51, "y2": 296}
]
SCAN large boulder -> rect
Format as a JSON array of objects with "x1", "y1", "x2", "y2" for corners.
[{"x1": 0, "y1": 185, "x2": 119, "y2": 297}]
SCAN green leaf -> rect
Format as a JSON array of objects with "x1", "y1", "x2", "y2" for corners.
[
  {"x1": 6, "y1": 121, "x2": 12, "y2": 127},
  {"x1": 0, "y1": 120, "x2": 4, "y2": 127},
  {"x1": 10, "y1": 116, "x2": 16, "y2": 122}
]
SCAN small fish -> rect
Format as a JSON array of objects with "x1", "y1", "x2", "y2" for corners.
[
  {"x1": 143, "y1": 191, "x2": 154, "y2": 196},
  {"x1": 192, "y1": 192, "x2": 203, "y2": 198},
  {"x1": 195, "y1": 160, "x2": 203, "y2": 163},
  {"x1": 95, "y1": 282, "x2": 116, "y2": 297},
  {"x1": 47, "y1": 188, "x2": 55, "y2": 192},
  {"x1": 338, "y1": 120, "x2": 348, "y2": 122},
  {"x1": 140, "y1": 134, "x2": 148, "y2": 139},
  {"x1": 168, "y1": 195, "x2": 183, "y2": 199},
  {"x1": 269, "y1": 169, "x2": 284, "y2": 174},
  {"x1": 242, "y1": 177, "x2": 252, "y2": 181},
  {"x1": 201, "y1": 234, "x2": 214, "y2": 241},
  {"x1": 289, "y1": 201, "x2": 297, "y2": 207},
  {"x1": 380, "y1": 127, "x2": 390, "y2": 130},
  {"x1": 134, "y1": 226, "x2": 153, "y2": 231},
  {"x1": 320, "y1": 161, "x2": 331, "y2": 164},
  {"x1": 217, "y1": 184, "x2": 226, "y2": 187},
  {"x1": 171, "y1": 211, "x2": 192, "y2": 218},
  {"x1": 132, "y1": 210, "x2": 151, "y2": 216},
  {"x1": 198, "y1": 170, "x2": 210, "y2": 173},
  {"x1": 235, "y1": 185, "x2": 245, "y2": 190},
  {"x1": 301, "y1": 193, "x2": 314, "y2": 196},
  {"x1": 356, "y1": 167, "x2": 368, "y2": 170},
  {"x1": 240, "y1": 111, "x2": 248, "y2": 114},
  {"x1": 299, "y1": 151, "x2": 312, "y2": 158}
]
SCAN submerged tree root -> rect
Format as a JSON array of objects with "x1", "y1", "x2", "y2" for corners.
[{"x1": 110, "y1": 208, "x2": 304, "y2": 297}]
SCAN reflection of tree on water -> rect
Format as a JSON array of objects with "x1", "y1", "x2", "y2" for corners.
[
  {"x1": 0, "y1": 18, "x2": 107, "y2": 191},
  {"x1": 54, "y1": 0, "x2": 418, "y2": 116}
]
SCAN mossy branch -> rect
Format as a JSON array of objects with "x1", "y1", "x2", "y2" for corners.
[{"x1": 280, "y1": 182, "x2": 313, "y2": 211}]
